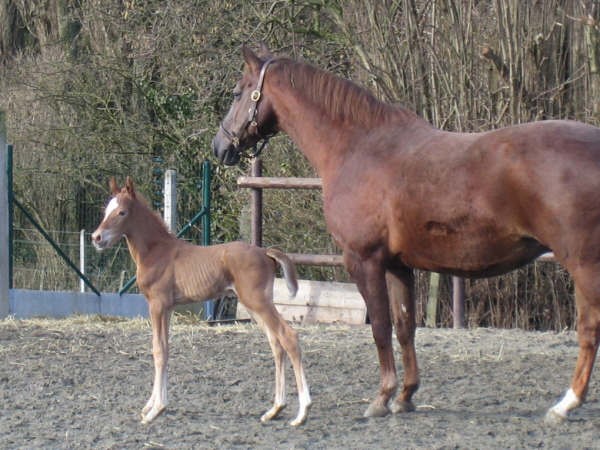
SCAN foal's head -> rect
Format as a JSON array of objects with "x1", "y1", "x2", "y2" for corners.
[
  {"x1": 213, "y1": 44, "x2": 279, "y2": 165},
  {"x1": 91, "y1": 177, "x2": 138, "y2": 250}
]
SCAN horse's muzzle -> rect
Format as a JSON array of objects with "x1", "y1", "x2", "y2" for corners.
[{"x1": 212, "y1": 136, "x2": 241, "y2": 166}]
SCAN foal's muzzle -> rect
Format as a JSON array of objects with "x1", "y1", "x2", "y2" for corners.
[{"x1": 91, "y1": 229, "x2": 117, "y2": 251}]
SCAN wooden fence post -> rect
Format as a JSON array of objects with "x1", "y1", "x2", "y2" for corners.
[
  {"x1": 0, "y1": 111, "x2": 9, "y2": 317},
  {"x1": 453, "y1": 276, "x2": 465, "y2": 328},
  {"x1": 426, "y1": 272, "x2": 440, "y2": 327},
  {"x1": 250, "y1": 158, "x2": 263, "y2": 247}
]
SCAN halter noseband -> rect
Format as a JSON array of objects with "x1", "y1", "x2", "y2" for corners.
[{"x1": 220, "y1": 58, "x2": 275, "y2": 159}]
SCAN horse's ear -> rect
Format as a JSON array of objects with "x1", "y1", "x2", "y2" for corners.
[
  {"x1": 109, "y1": 177, "x2": 119, "y2": 195},
  {"x1": 242, "y1": 45, "x2": 262, "y2": 73},
  {"x1": 125, "y1": 176, "x2": 136, "y2": 198}
]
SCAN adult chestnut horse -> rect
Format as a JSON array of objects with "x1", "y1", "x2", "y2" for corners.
[
  {"x1": 213, "y1": 45, "x2": 600, "y2": 423},
  {"x1": 92, "y1": 177, "x2": 311, "y2": 426}
]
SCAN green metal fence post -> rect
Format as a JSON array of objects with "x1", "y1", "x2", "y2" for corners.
[
  {"x1": 201, "y1": 160, "x2": 213, "y2": 319},
  {"x1": 202, "y1": 159, "x2": 211, "y2": 246},
  {"x1": 7, "y1": 144, "x2": 13, "y2": 289}
]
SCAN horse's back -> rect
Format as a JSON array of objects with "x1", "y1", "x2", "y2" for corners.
[{"x1": 326, "y1": 119, "x2": 600, "y2": 276}]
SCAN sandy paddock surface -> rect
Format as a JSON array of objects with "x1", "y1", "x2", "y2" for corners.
[{"x1": 0, "y1": 316, "x2": 598, "y2": 449}]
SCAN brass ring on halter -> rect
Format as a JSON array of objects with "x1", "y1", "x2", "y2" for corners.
[{"x1": 250, "y1": 90, "x2": 261, "y2": 102}]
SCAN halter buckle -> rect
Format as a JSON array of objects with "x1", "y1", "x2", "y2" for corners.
[{"x1": 250, "y1": 90, "x2": 261, "y2": 102}]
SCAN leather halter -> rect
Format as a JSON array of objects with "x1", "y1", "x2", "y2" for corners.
[{"x1": 219, "y1": 58, "x2": 274, "y2": 158}]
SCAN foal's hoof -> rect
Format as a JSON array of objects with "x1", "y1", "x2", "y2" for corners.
[
  {"x1": 390, "y1": 399, "x2": 416, "y2": 414},
  {"x1": 363, "y1": 402, "x2": 390, "y2": 418},
  {"x1": 140, "y1": 405, "x2": 166, "y2": 424},
  {"x1": 544, "y1": 409, "x2": 566, "y2": 426},
  {"x1": 260, "y1": 404, "x2": 286, "y2": 423}
]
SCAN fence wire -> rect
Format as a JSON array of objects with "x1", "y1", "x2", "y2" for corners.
[{"x1": 12, "y1": 226, "x2": 136, "y2": 293}]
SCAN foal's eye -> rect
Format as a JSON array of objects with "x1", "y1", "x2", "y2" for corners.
[
  {"x1": 233, "y1": 91, "x2": 242, "y2": 100},
  {"x1": 118, "y1": 210, "x2": 126, "y2": 216}
]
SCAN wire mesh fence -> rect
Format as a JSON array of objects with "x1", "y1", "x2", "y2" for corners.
[{"x1": 12, "y1": 226, "x2": 136, "y2": 293}]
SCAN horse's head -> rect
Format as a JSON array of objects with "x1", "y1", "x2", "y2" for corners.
[
  {"x1": 213, "y1": 45, "x2": 279, "y2": 165},
  {"x1": 91, "y1": 177, "x2": 137, "y2": 250}
]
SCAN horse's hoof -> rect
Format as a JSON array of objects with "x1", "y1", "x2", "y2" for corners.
[
  {"x1": 390, "y1": 399, "x2": 415, "y2": 414},
  {"x1": 363, "y1": 402, "x2": 390, "y2": 418},
  {"x1": 544, "y1": 409, "x2": 566, "y2": 426}
]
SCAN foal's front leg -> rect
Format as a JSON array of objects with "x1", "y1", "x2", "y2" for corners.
[{"x1": 141, "y1": 303, "x2": 171, "y2": 424}]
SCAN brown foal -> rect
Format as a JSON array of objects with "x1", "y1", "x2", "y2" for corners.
[{"x1": 91, "y1": 177, "x2": 311, "y2": 426}]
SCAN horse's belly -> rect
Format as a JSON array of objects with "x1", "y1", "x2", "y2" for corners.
[{"x1": 399, "y1": 234, "x2": 549, "y2": 278}]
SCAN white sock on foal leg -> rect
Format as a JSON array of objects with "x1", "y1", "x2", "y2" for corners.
[{"x1": 547, "y1": 388, "x2": 580, "y2": 422}]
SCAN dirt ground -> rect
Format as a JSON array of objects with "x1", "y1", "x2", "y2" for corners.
[{"x1": 0, "y1": 316, "x2": 598, "y2": 449}]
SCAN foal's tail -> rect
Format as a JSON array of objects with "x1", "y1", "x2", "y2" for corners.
[{"x1": 266, "y1": 248, "x2": 299, "y2": 298}]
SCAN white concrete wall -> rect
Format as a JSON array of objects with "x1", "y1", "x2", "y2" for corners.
[{"x1": 9, "y1": 290, "x2": 148, "y2": 319}]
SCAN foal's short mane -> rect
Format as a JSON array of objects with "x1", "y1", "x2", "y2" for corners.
[
  {"x1": 274, "y1": 58, "x2": 421, "y2": 128},
  {"x1": 123, "y1": 190, "x2": 172, "y2": 237}
]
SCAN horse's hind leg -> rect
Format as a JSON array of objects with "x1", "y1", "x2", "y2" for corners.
[
  {"x1": 386, "y1": 268, "x2": 419, "y2": 413},
  {"x1": 546, "y1": 272, "x2": 600, "y2": 424},
  {"x1": 252, "y1": 303, "x2": 311, "y2": 426}
]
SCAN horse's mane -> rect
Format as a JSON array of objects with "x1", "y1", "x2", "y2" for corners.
[{"x1": 274, "y1": 58, "x2": 420, "y2": 128}]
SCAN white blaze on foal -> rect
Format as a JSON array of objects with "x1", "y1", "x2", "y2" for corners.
[{"x1": 104, "y1": 197, "x2": 119, "y2": 219}]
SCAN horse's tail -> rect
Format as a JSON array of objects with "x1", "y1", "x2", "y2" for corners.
[{"x1": 266, "y1": 248, "x2": 299, "y2": 298}]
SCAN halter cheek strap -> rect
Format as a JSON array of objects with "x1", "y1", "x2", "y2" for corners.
[
  {"x1": 220, "y1": 58, "x2": 275, "y2": 156},
  {"x1": 246, "y1": 58, "x2": 274, "y2": 128}
]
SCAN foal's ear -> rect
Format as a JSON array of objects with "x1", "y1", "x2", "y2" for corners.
[
  {"x1": 109, "y1": 177, "x2": 120, "y2": 195},
  {"x1": 125, "y1": 176, "x2": 136, "y2": 198},
  {"x1": 242, "y1": 45, "x2": 262, "y2": 73},
  {"x1": 257, "y1": 42, "x2": 273, "y2": 59}
]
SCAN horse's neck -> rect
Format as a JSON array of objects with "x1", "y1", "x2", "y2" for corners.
[
  {"x1": 269, "y1": 87, "x2": 348, "y2": 177},
  {"x1": 267, "y1": 73, "x2": 424, "y2": 179},
  {"x1": 125, "y1": 207, "x2": 174, "y2": 265}
]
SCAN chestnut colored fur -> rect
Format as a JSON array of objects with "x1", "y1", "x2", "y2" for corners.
[
  {"x1": 213, "y1": 45, "x2": 600, "y2": 423},
  {"x1": 92, "y1": 177, "x2": 311, "y2": 426}
]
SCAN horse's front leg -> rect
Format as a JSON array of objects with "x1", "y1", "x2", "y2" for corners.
[
  {"x1": 386, "y1": 268, "x2": 419, "y2": 413},
  {"x1": 346, "y1": 252, "x2": 397, "y2": 417},
  {"x1": 141, "y1": 302, "x2": 171, "y2": 424}
]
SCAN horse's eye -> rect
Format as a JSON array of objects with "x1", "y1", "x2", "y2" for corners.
[
  {"x1": 118, "y1": 210, "x2": 126, "y2": 216},
  {"x1": 233, "y1": 91, "x2": 242, "y2": 100}
]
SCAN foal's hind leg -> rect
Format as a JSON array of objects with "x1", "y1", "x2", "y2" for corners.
[
  {"x1": 253, "y1": 314, "x2": 288, "y2": 423},
  {"x1": 546, "y1": 272, "x2": 600, "y2": 424},
  {"x1": 252, "y1": 303, "x2": 311, "y2": 426},
  {"x1": 386, "y1": 269, "x2": 419, "y2": 413}
]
